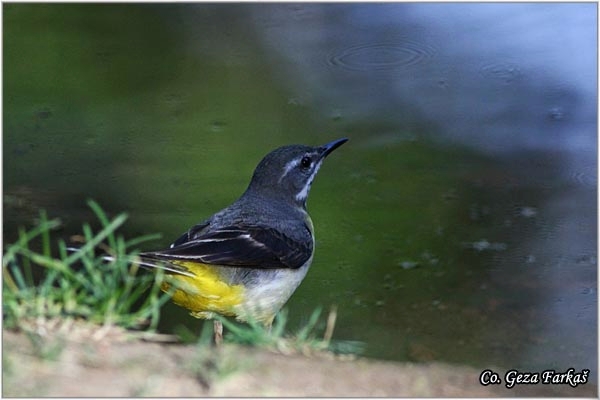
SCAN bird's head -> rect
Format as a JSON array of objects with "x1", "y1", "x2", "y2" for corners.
[{"x1": 245, "y1": 138, "x2": 348, "y2": 209}]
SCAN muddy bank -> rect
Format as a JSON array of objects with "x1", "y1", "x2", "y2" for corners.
[{"x1": 2, "y1": 329, "x2": 595, "y2": 397}]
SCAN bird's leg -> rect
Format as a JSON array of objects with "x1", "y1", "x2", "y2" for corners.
[{"x1": 213, "y1": 319, "x2": 223, "y2": 346}]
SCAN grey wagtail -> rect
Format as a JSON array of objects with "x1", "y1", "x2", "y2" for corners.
[{"x1": 136, "y1": 137, "x2": 348, "y2": 337}]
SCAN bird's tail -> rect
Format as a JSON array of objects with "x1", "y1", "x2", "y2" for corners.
[{"x1": 66, "y1": 247, "x2": 195, "y2": 278}]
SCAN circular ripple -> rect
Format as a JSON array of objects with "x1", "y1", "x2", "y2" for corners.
[
  {"x1": 479, "y1": 61, "x2": 522, "y2": 83},
  {"x1": 568, "y1": 165, "x2": 597, "y2": 187},
  {"x1": 328, "y1": 40, "x2": 436, "y2": 72}
]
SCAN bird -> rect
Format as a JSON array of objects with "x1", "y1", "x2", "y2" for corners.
[{"x1": 136, "y1": 137, "x2": 348, "y2": 342}]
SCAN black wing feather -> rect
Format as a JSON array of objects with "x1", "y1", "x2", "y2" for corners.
[
  {"x1": 169, "y1": 222, "x2": 210, "y2": 248},
  {"x1": 143, "y1": 224, "x2": 312, "y2": 269}
]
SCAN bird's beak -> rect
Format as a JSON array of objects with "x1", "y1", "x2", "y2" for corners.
[{"x1": 319, "y1": 137, "x2": 349, "y2": 158}]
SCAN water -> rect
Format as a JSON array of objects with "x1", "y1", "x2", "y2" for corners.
[{"x1": 4, "y1": 3, "x2": 596, "y2": 378}]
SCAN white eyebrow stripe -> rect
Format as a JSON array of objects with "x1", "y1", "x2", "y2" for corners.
[{"x1": 280, "y1": 158, "x2": 300, "y2": 183}]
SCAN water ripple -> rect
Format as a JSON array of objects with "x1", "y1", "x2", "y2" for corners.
[
  {"x1": 479, "y1": 61, "x2": 522, "y2": 83},
  {"x1": 567, "y1": 164, "x2": 597, "y2": 187},
  {"x1": 327, "y1": 40, "x2": 436, "y2": 72}
]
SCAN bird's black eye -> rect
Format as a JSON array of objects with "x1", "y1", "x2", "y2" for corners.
[{"x1": 300, "y1": 156, "x2": 312, "y2": 169}]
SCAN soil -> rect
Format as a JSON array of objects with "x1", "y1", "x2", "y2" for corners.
[{"x1": 2, "y1": 325, "x2": 596, "y2": 397}]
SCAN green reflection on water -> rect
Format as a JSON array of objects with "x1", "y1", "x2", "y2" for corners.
[{"x1": 3, "y1": 4, "x2": 548, "y2": 369}]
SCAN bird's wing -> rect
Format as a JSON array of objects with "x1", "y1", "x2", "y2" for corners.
[
  {"x1": 141, "y1": 224, "x2": 313, "y2": 269},
  {"x1": 169, "y1": 222, "x2": 210, "y2": 248}
]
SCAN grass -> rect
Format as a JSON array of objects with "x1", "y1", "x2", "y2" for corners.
[
  {"x1": 216, "y1": 306, "x2": 365, "y2": 357},
  {"x1": 2, "y1": 200, "x2": 170, "y2": 339},
  {"x1": 3, "y1": 200, "x2": 363, "y2": 358}
]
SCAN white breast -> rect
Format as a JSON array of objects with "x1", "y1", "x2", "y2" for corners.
[{"x1": 234, "y1": 255, "x2": 313, "y2": 324}]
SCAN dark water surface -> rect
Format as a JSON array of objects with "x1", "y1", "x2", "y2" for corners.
[{"x1": 4, "y1": 3, "x2": 596, "y2": 378}]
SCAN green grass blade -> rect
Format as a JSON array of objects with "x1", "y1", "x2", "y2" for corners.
[{"x1": 63, "y1": 212, "x2": 127, "y2": 265}]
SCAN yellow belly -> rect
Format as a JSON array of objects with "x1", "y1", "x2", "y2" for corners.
[
  {"x1": 159, "y1": 258, "x2": 311, "y2": 326},
  {"x1": 161, "y1": 261, "x2": 244, "y2": 320}
]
